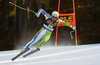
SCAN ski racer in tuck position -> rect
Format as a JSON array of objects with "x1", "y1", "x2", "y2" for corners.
[{"x1": 21, "y1": 9, "x2": 76, "y2": 56}]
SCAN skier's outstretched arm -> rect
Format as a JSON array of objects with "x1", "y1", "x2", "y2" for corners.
[
  {"x1": 35, "y1": 9, "x2": 50, "y2": 19},
  {"x1": 58, "y1": 19, "x2": 76, "y2": 30}
]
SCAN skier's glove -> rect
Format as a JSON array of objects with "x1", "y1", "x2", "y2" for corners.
[
  {"x1": 35, "y1": 12, "x2": 40, "y2": 17},
  {"x1": 72, "y1": 26, "x2": 76, "y2": 31}
]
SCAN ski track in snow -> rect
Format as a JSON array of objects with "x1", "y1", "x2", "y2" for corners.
[{"x1": 0, "y1": 44, "x2": 100, "y2": 65}]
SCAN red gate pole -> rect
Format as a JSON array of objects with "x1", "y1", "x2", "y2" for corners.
[
  {"x1": 55, "y1": 0, "x2": 78, "y2": 46},
  {"x1": 72, "y1": 0, "x2": 77, "y2": 45},
  {"x1": 55, "y1": 0, "x2": 60, "y2": 46}
]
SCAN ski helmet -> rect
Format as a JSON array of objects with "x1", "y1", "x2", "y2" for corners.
[{"x1": 52, "y1": 11, "x2": 59, "y2": 17}]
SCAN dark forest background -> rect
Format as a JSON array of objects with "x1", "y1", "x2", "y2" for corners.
[{"x1": 0, "y1": 0, "x2": 100, "y2": 51}]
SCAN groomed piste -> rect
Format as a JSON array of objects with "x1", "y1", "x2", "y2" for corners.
[{"x1": 0, "y1": 44, "x2": 100, "y2": 65}]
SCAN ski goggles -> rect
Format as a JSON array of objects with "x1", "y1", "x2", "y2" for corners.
[{"x1": 52, "y1": 16, "x2": 57, "y2": 19}]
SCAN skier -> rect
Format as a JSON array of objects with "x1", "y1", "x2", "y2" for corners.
[{"x1": 21, "y1": 8, "x2": 76, "y2": 55}]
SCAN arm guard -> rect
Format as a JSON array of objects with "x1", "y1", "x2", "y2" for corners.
[
  {"x1": 58, "y1": 19, "x2": 73, "y2": 28},
  {"x1": 36, "y1": 9, "x2": 50, "y2": 19}
]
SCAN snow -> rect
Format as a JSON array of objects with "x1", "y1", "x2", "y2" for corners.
[{"x1": 0, "y1": 44, "x2": 100, "y2": 65}]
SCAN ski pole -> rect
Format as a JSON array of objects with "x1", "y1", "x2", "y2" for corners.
[
  {"x1": 70, "y1": 30, "x2": 74, "y2": 39},
  {"x1": 9, "y1": 2, "x2": 36, "y2": 14}
]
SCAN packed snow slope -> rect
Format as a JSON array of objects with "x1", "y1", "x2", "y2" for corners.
[{"x1": 0, "y1": 44, "x2": 100, "y2": 65}]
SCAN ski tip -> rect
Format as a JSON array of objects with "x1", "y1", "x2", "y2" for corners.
[
  {"x1": 11, "y1": 59, "x2": 14, "y2": 61},
  {"x1": 11, "y1": 57, "x2": 16, "y2": 61},
  {"x1": 23, "y1": 55, "x2": 26, "y2": 58}
]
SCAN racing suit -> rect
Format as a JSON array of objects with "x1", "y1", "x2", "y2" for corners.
[{"x1": 24, "y1": 9, "x2": 74, "y2": 50}]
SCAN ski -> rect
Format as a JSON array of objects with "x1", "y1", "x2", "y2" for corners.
[
  {"x1": 23, "y1": 48, "x2": 40, "y2": 58},
  {"x1": 11, "y1": 48, "x2": 30, "y2": 61}
]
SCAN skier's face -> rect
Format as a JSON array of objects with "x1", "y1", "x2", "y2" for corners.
[{"x1": 51, "y1": 15, "x2": 57, "y2": 21}]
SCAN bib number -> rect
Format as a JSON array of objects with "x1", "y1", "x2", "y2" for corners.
[{"x1": 48, "y1": 24, "x2": 53, "y2": 29}]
